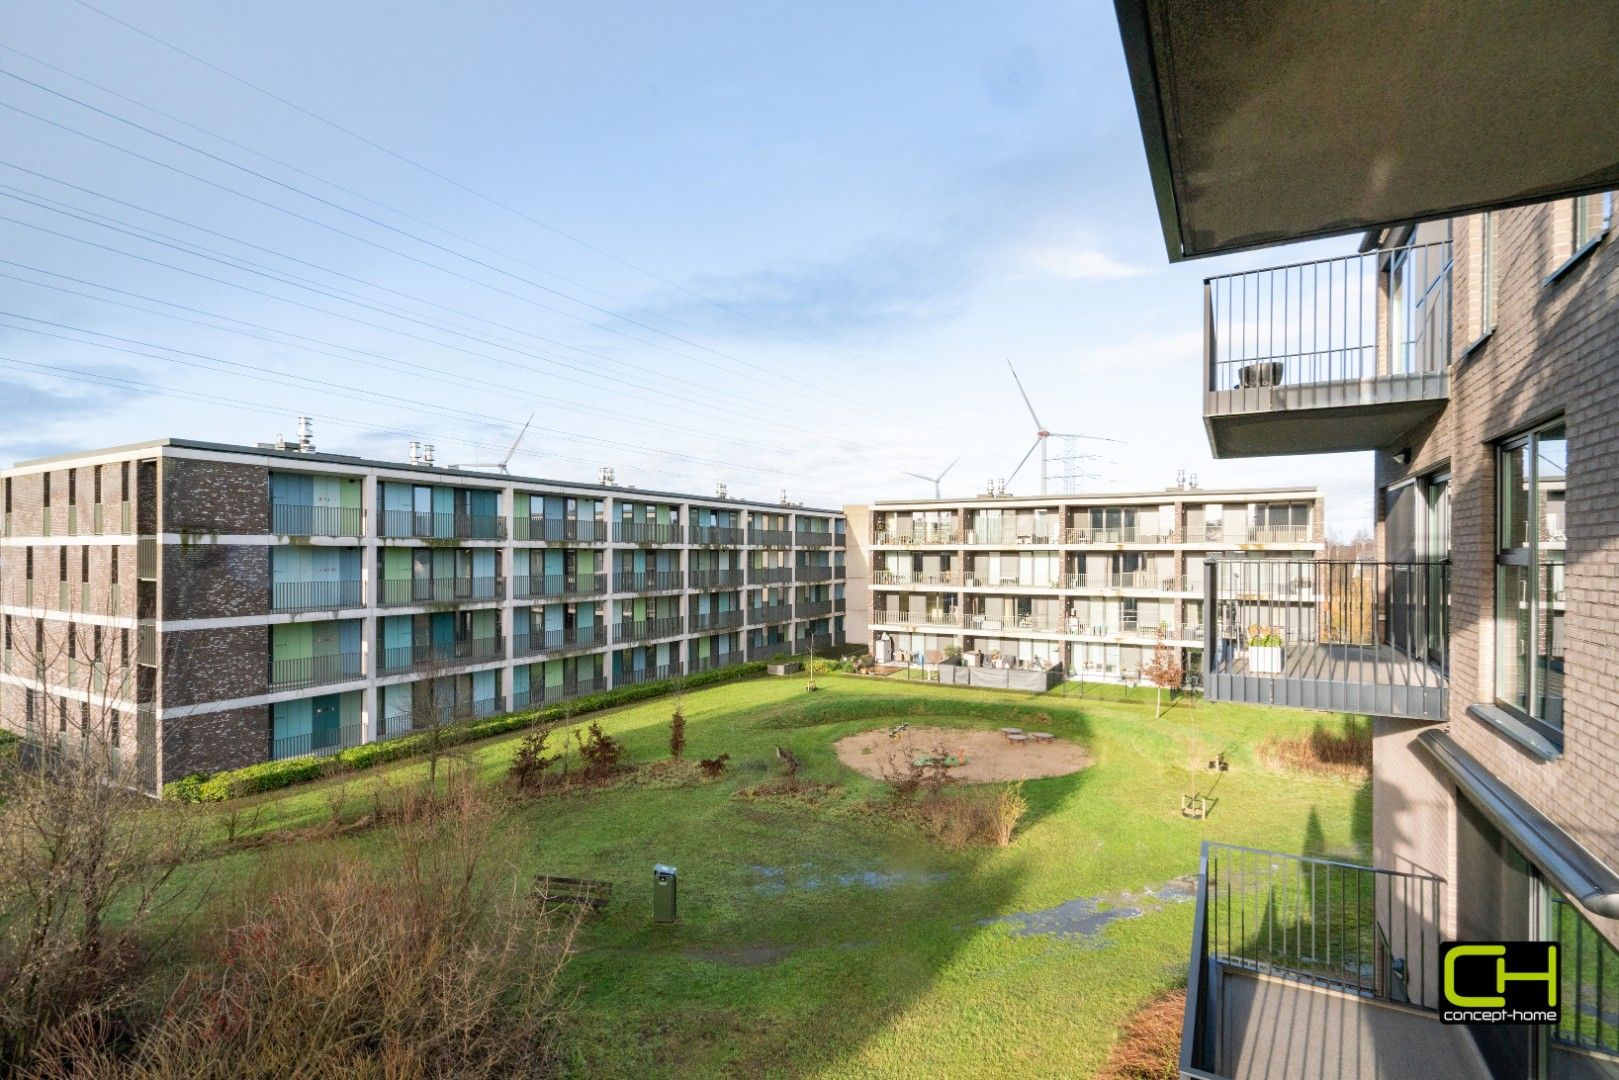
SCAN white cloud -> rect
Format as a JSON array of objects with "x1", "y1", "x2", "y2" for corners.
[{"x1": 1025, "y1": 247, "x2": 1148, "y2": 281}]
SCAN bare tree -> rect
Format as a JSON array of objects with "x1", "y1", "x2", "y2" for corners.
[{"x1": 1142, "y1": 624, "x2": 1186, "y2": 719}]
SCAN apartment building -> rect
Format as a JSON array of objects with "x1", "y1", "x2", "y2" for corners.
[
  {"x1": 843, "y1": 487, "x2": 1324, "y2": 684},
  {"x1": 1119, "y1": 5, "x2": 1619, "y2": 1077},
  {"x1": 0, "y1": 439, "x2": 846, "y2": 793}
]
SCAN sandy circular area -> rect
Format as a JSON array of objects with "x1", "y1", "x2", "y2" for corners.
[{"x1": 834, "y1": 725, "x2": 1092, "y2": 783}]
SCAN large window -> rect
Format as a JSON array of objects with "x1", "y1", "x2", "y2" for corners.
[{"x1": 1496, "y1": 421, "x2": 1566, "y2": 740}]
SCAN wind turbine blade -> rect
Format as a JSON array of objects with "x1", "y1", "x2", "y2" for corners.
[
  {"x1": 1007, "y1": 438, "x2": 1041, "y2": 484},
  {"x1": 936, "y1": 457, "x2": 960, "y2": 482},
  {"x1": 1045, "y1": 431, "x2": 1124, "y2": 444},
  {"x1": 1006, "y1": 360, "x2": 1044, "y2": 430},
  {"x1": 902, "y1": 472, "x2": 934, "y2": 482},
  {"x1": 501, "y1": 412, "x2": 535, "y2": 467}
]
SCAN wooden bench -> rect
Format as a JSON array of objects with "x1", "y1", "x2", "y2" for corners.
[{"x1": 534, "y1": 875, "x2": 614, "y2": 913}]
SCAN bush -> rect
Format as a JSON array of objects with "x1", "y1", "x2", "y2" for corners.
[
  {"x1": 914, "y1": 783, "x2": 1028, "y2": 849},
  {"x1": 165, "y1": 661, "x2": 776, "y2": 802}
]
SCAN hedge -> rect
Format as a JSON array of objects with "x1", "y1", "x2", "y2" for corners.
[{"x1": 163, "y1": 658, "x2": 802, "y2": 803}]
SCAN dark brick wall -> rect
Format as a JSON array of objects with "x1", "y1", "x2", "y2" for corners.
[
  {"x1": 160, "y1": 704, "x2": 269, "y2": 780},
  {"x1": 163, "y1": 458, "x2": 269, "y2": 535},
  {"x1": 161, "y1": 624, "x2": 268, "y2": 707},
  {"x1": 162, "y1": 543, "x2": 269, "y2": 620}
]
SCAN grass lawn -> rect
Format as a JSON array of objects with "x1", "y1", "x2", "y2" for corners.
[{"x1": 185, "y1": 673, "x2": 1370, "y2": 1079}]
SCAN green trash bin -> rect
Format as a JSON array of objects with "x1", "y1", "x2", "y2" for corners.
[{"x1": 653, "y1": 864, "x2": 678, "y2": 924}]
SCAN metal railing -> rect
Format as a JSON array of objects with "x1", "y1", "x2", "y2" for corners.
[
  {"x1": 512, "y1": 517, "x2": 605, "y2": 542},
  {"x1": 615, "y1": 663, "x2": 681, "y2": 686},
  {"x1": 378, "y1": 509, "x2": 506, "y2": 540},
  {"x1": 136, "y1": 537, "x2": 157, "y2": 579},
  {"x1": 511, "y1": 677, "x2": 606, "y2": 710},
  {"x1": 748, "y1": 527, "x2": 793, "y2": 546},
  {"x1": 136, "y1": 622, "x2": 157, "y2": 665},
  {"x1": 689, "y1": 568, "x2": 745, "y2": 588},
  {"x1": 512, "y1": 573, "x2": 607, "y2": 600},
  {"x1": 616, "y1": 617, "x2": 683, "y2": 642},
  {"x1": 271, "y1": 723, "x2": 363, "y2": 761},
  {"x1": 873, "y1": 570, "x2": 961, "y2": 586},
  {"x1": 1106, "y1": 570, "x2": 1154, "y2": 589},
  {"x1": 1246, "y1": 524, "x2": 1314, "y2": 544},
  {"x1": 692, "y1": 610, "x2": 744, "y2": 632},
  {"x1": 794, "y1": 530, "x2": 833, "y2": 548},
  {"x1": 796, "y1": 565, "x2": 835, "y2": 582},
  {"x1": 748, "y1": 641, "x2": 793, "y2": 661},
  {"x1": 964, "y1": 526, "x2": 1063, "y2": 546},
  {"x1": 873, "y1": 527, "x2": 960, "y2": 546},
  {"x1": 384, "y1": 697, "x2": 503, "y2": 732},
  {"x1": 1063, "y1": 526, "x2": 1167, "y2": 544},
  {"x1": 1203, "y1": 842, "x2": 1444, "y2": 1008},
  {"x1": 1205, "y1": 241, "x2": 1452, "y2": 393},
  {"x1": 689, "y1": 525, "x2": 744, "y2": 545},
  {"x1": 614, "y1": 570, "x2": 683, "y2": 592},
  {"x1": 270, "y1": 651, "x2": 364, "y2": 689},
  {"x1": 795, "y1": 599, "x2": 834, "y2": 619},
  {"x1": 748, "y1": 566, "x2": 793, "y2": 585},
  {"x1": 270, "y1": 503, "x2": 364, "y2": 537},
  {"x1": 271, "y1": 579, "x2": 363, "y2": 611},
  {"x1": 748, "y1": 604, "x2": 792, "y2": 624},
  {"x1": 966, "y1": 611, "x2": 1065, "y2": 633},
  {"x1": 513, "y1": 625, "x2": 606, "y2": 656},
  {"x1": 1206, "y1": 558, "x2": 1449, "y2": 719},
  {"x1": 689, "y1": 652, "x2": 745, "y2": 673},
  {"x1": 378, "y1": 636, "x2": 505, "y2": 674},
  {"x1": 872, "y1": 608, "x2": 959, "y2": 627},
  {"x1": 613, "y1": 521, "x2": 681, "y2": 544},
  {"x1": 1551, "y1": 895, "x2": 1619, "y2": 1056},
  {"x1": 378, "y1": 576, "x2": 502, "y2": 606}
]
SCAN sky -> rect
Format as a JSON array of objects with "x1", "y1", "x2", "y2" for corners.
[{"x1": 1, "y1": 0, "x2": 1374, "y2": 536}]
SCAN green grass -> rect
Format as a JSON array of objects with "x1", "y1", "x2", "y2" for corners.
[{"x1": 181, "y1": 674, "x2": 1369, "y2": 1079}]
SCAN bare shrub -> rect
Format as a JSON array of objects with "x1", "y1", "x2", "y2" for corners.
[
  {"x1": 878, "y1": 744, "x2": 952, "y2": 800},
  {"x1": 1259, "y1": 720, "x2": 1370, "y2": 779},
  {"x1": 697, "y1": 754, "x2": 730, "y2": 778},
  {"x1": 914, "y1": 783, "x2": 1028, "y2": 849},
  {"x1": 119, "y1": 775, "x2": 581, "y2": 1080},
  {"x1": 668, "y1": 707, "x2": 686, "y2": 761},
  {"x1": 1096, "y1": 989, "x2": 1185, "y2": 1080}
]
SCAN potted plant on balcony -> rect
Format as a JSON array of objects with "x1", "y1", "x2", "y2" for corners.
[
  {"x1": 1247, "y1": 625, "x2": 1285, "y2": 674},
  {"x1": 1237, "y1": 360, "x2": 1284, "y2": 388}
]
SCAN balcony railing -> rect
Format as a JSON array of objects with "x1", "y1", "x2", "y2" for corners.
[
  {"x1": 379, "y1": 509, "x2": 506, "y2": 540},
  {"x1": 1062, "y1": 526, "x2": 1166, "y2": 544},
  {"x1": 689, "y1": 568, "x2": 744, "y2": 588},
  {"x1": 748, "y1": 640, "x2": 794, "y2": 662},
  {"x1": 872, "y1": 608, "x2": 960, "y2": 627},
  {"x1": 794, "y1": 530, "x2": 833, "y2": 548},
  {"x1": 796, "y1": 565, "x2": 834, "y2": 582},
  {"x1": 748, "y1": 527, "x2": 793, "y2": 547},
  {"x1": 1204, "y1": 242, "x2": 1452, "y2": 457},
  {"x1": 270, "y1": 651, "x2": 364, "y2": 689},
  {"x1": 382, "y1": 697, "x2": 503, "y2": 735},
  {"x1": 690, "y1": 652, "x2": 745, "y2": 674},
  {"x1": 963, "y1": 525, "x2": 1062, "y2": 545},
  {"x1": 795, "y1": 599, "x2": 834, "y2": 619},
  {"x1": 271, "y1": 579, "x2": 363, "y2": 612},
  {"x1": 615, "y1": 663, "x2": 681, "y2": 686},
  {"x1": 1245, "y1": 524, "x2": 1313, "y2": 544},
  {"x1": 748, "y1": 566, "x2": 793, "y2": 585},
  {"x1": 748, "y1": 603, "x2": 792, "y2": 624},
  {"x1": 874, "y1": 570, "x2": 962, "y2": 586},
  {"x1": 378, "y1": 576, "x2": 502, "y2": 607},
  {"x1": 513, "y1": 625, "x2": 606, "y2": 656},
  {"x1": 270, "y1": 503, "x2": 364, "y2": 537},
  {"x1": 271, "y1": 722, "x2": 363, "y2": 761},
  {"x1": 378, "y1": 636, "x2": 505, "y2": 674},
  {"x1": 614, "y1": 521, "x2": 681, "y2": 545},
  {"x1": 512, "y1": 677, "x2": 606, "y2": 710},
  {"x1": 692, "y1": 610, "x2": 744, "y2": 632},
  {"x1": 616, "y1": 617, "x2": 683, "y2": 642},
  {"x1": 1204, "y1": 558, "x2": 1449, "y2": 722},
  {"x1": 966, "y1": 611, "x2": 1065, "y2": 633},
  {"x1": 873, "y1": 527, "x2": 960, "y2": 546},
  {"x1": 689, "y1": 524, "x2": 744, "y2": 545},
  {"x1": 512, "y1": 517, "x2": 606, "y2": 542},
  {"x1": 1106, "y1": 570, "x2": 1154, "y2": 589},
  {"x1": 512, "y1": 573, "x2": 607, "y2": 600},
  {"x1": 614, "y1": 570, "x2": 683, "y2": 592}
]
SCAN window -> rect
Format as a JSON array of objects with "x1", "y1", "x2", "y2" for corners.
[
  {"x1": 41, "y1": 474, "x2": 51, "y2": 508},
  {"x1": 1572, "y1": 193, "x2": 1612, "y2": 251},
  {"x1": 1496, "y1": 421, "x2": 1567, "y2": 741},
  {"x1": 1479, "y1": 212, "x2": 1496, "y2": 337},
  {"x1": 67, "y1": 470, "x2": 76, "y2": 507}
]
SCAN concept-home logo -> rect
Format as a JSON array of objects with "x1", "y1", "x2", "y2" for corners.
[{"x1": 1440, "y1": 941, "x2": 1559, "y2": 1025}]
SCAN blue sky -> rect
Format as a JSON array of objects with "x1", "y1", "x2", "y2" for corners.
[{"x1": 2, "y1": 0, "x2": 1372, "y2": 534}]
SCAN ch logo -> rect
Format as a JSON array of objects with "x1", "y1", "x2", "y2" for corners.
[{"x1": 1441, "y1": 942, "x2": 1560, "y2": 1024}]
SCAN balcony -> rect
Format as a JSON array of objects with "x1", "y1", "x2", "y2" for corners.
[
  {"x1": 748, "y1": 566, "x2": 793, "y2": 585},
  {"x1": 616, "y1": 662, "x2": 682, "y2": 686},
  {"x1": 378, "y1": 576, "x2": 502, "y2": 607},
  {"x1": 614, "y1": 521, "x2": 681, "y2": 545},
  {"x1": 269, "y1": 651, "x2": 364, "y2": 690},
  {"x1": 692, "y1": 610, "x2": 744, "y2": 632},
  {"x1": 512, "y1": 677, "x2": 606, "y2": 710},
  {"x1": 614, "y1": 569, "x2": 683, "y2": 593},
  {"x1": 689, "y1": 568, "x2": 745, "y2": 588},
  {"x1": 271, "y1": 579, "x2": 363, "y2": 612},
  {"x1": 872, "y1": 608, "x2": 960, "y2": 628},
  {"x1": 1180, "y1": 843, "x2": 1473, "y2": 1079},
  {"x1": 381, "y1": 697, "x2": 503, "y2": 736},
  {"x1": 874, "y1": 570, "x2": 961, "y2": 587},
  {"x1": 795, "y1": 599, "x2": 834, "y2": 619},
  {"x1": 1204, "y1": 243, "x2": 1451, "y2": 458},
  {"x1": 794, "y1": 530, "x2": 833, "y2": 548},
  {"x1": 616, "y1": 616, "x2": 683, "y2": 643},
  {"x1": 271, "y1": 722, "x2": 363, "y2": 761},
  {"x1": 796, "y1": 565, "x2": 835, "y2": 582},
  {"x1": 1244, "y1": 524, "x2": 1313, "y2": 545},
  {"x1": 966, "y1": 611, "x2": 1065, "y2": 634},
  {"x1": 379, "y1": 510, "x2": 506, "y2": 540},
  {"x1": 690, "y1": 652, "x2": 745, "y2": 674},
  {"x1": 512, "y1": 573, "x2": 607, "y2": 600},
  {"x1": 1203, "y1": 558, "x2": 1449, "y2": 722},
  {"x1": 513, "y1": 517, "x2": 606, "y2": 543},
  {"x1": 873, "y1": 527, "x2": 960, "y2": 546},
  {"x1": 963, "y1": 525, "x2": 1061, "y2": 546},
  {"x1": 748, "y1": 603, "x2": 792, "y2": 625},
  {"x1": 748, "y1": 527, "x2": 792, "y2": 547},
  {"x1": 378, "y1": 635, "x2": 505, "y2": 675},
  {"x1": 689, "y1": 524, "x2": 744, "y2": 546},
  {"x1": 513, "y1": 625, "x2": 606, "y2": 657},
  {"x1": 1063, "y1": 526, "x2": 1167, "y2": 545},
  {"x1": 748, "y1": 641, "x2": 794, "y2": 662},
  {"x1": 270, "y1": 503, "x2": 364, "y2": 538}
]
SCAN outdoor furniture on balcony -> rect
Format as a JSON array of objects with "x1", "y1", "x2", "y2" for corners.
[
  {"x1": 1203, "y1": 557, "x2": 1449, "y2": 721},
  {"x1": 873, "y1": 527, "x2": 960, "y2": 546},
  {"x1": 1204, "y1": 243, "x2": 1451, "y2": 458}
]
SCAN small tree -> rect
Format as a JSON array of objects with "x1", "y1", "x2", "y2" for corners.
[
  {"x1": 668, "y1": 705, "x2": 686, "y2": 760},
  {"x1": 1142, "y1": 625, "x2": 1185, "y2": 719}
]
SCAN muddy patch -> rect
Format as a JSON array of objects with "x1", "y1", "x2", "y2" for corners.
[{"x1": 983, "y1": 875, "x2": 1198, "y2": 941}]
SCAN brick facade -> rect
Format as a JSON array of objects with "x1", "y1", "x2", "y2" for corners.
[
  {"x1": 161, "y1": 624, "x2": 269, "y2": 708},
  {"x1": 162, "y1": 458, "x2": 269, "y2": 535},
  {"x1": 162, "y1": 543, "x2": 269, "y2": 621},
  {"x1": 160, "y1": 703, "x2": 269, "y2": 779}
]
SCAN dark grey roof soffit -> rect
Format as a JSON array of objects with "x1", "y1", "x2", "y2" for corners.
[{"x1": 1115, "y1": 1, "x2": 1619, "y2": 261}]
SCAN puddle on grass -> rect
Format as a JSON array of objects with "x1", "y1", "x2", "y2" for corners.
[
  {"x1": 982, "y1": 874, "x2": 1199, "y2": 941},
  {"x1": 747, "y1": 863, "x2": 951, "y2": 894}
]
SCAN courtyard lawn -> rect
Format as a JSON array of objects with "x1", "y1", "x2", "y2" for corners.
[{"x1": 189, "y1": 674, "x2": 1369, "y2": 1079}]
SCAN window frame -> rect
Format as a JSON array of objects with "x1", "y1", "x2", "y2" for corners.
[
  {"x1": 1548, "y1": 192, "x2": 1612, "y2": 283},
  {"x1": 1494, "y1": 419, "x2": 1567, "y2": 747}
]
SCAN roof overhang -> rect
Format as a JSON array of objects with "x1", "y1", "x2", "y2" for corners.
[{"x1": 1115, "y1": 1, "x2": 1619, "y2": 260}]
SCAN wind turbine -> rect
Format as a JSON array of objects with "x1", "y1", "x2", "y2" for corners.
[
  {"x1": 903, "y1": 457, "x2": 960, "y2": 499},
  {"x1": 1005, "y1": 361, "x2": 1122, "y2": 495},
  {"x1": 453, "y1": 412, "x2": 534, "y2": 474}
]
